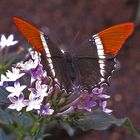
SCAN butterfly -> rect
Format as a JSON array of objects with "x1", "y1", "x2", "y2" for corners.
[{"x1": 13, "y1": 17, "x2": 134, "y2": 91}]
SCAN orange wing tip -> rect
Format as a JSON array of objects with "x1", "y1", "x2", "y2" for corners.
[
  {"x1": 13, "y1": 16, "x2": 45, "y2": 53},
  {"x1": 99, "y1": 22, "x2": 134, "y2": 35},
  {"x1": 121, "y1": 22, "x2": 134, "y2": 34},
  {"x1": 98, "y1": 22, "x2": 134, "y2": 56}
]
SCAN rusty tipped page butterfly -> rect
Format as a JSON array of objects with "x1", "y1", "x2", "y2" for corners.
[{"x1": 13, "y1": 17, "x2": 134, "y2": 91}]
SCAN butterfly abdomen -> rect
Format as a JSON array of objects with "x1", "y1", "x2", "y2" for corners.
[{"x1": 63, "y1": 52, "x2": 77, "y2": 82}]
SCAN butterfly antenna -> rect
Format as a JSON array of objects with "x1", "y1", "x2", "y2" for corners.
[
  {"x1": 52, "y1": 30, "x2": 63, "y2": 46},
  {"x1": 68, "y1": 31, "x2": 80, "y2": 49},
  {"x1": 41, "y1": 26, "x2": 63, "y2": 48}
]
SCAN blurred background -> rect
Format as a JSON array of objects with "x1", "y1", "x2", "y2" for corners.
[{"x1": 0, "y1": 0, "x2": 140, "y2": 139}]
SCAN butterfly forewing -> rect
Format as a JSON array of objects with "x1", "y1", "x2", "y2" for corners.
[
  {"x1": 13, "y1": 17, "x2": 73, "y2": 89},
  {"x1": 13, "y1": 17, "x2": 45, "y2": 52},
  {"x1": 98, "y1": 23, "x2": 134, "y2": 57},
  {"x1": 72, "y1": 39, "x2": 99, "y2": 58}
]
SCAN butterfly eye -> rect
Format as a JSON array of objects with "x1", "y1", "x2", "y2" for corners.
[
  {"x1": 89, "y1": 38, "x2": 94, "y2": 42},
  {"x1": 44, "y1": 35, "x2": 48, "y2": 40},
  {"x1": 89, "y1": 37, "x2": 95, "y2": 44}
]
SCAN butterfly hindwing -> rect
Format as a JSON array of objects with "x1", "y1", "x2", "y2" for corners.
[{"x1": 74, "y1": 57, "x2": 115, "y2": 87}]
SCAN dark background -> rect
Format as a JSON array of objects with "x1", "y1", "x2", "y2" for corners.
[{"x1": 0, "y1": 0, "x2": 140, "y2": 139}]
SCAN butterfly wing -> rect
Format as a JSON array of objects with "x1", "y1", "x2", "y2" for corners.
[
  {"x1": 74, "y1": 57, "x2": 116, "y2": 88},
  {"x1": 13, "y1": 17, "x2": 73, "y2": 89},
  {"x1": 13, "y1": 17, "x2": 45, "y2": 52},
  {"x1": 97, "y1": 23, "x2": 134, "y2": 57},
  {"x1": 74, "y1": 23, "x2": 134, "y2": 87}
]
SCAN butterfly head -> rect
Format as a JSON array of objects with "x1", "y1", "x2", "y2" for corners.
[{"x1": 88, "y1": 37, "x2": 96, "y2": 45}]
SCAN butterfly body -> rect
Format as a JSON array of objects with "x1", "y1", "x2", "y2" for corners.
[
  {"x1": 63, "y1": 52, "x2": 77, "y2": 81},
  {"x1": 13, "y1": 17, "x2": 134, "y2": 91}
]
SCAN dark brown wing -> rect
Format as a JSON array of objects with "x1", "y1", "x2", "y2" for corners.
[
  {"x1": 74, "y1": 57, "x2": 115, "y2": 88},
  {"x1": 74, "y1": 23, "x2": 134, "y2": 87}
]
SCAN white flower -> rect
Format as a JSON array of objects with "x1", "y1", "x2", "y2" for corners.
[
  {"x1": 5, "y1": 67, "x2": 25, "y2": 81},
  {"x1": 18, "y1": 49, "x2": 41, "y2": 71},
  {"x1": 8, "y1": 93, "x2": 26, "y2": 111},
  {"x1": 0, "y1": 67, "x2": 24, "y2": 86},
  {"x1": 29, "y1": 49, "x2": 41, "y2": 60},
  {"x1": 0, "y1": 74, "x2": 8, "y2": 86},
  {"x1": 98, "y1": 94, "x2": 110, "y2": 99},
  {"x1": 16, "y1": 50, "x2": 41, "y2": 71},
  {"x1": 17, "y1": 59, "x2": 39, "y2": 71},
  {"x1": 0, "y1": 34, "x2": 18, "y2": 49},
  {"x1": 30, "y1": 70, "x2": 46, "y2": 84},
  {"x1": 6, "y1": 81, "x2": 26, "y2": 97},
  {"x1": 34, "y1": 80, "x2": 48, "y2": 97},
  {"x1": 26, "y1": 93, "x2": 43, "y2": 111},
  {"x1": 100, "y1": 101, "x2": 112, "y2": 114},
  {"x1": 38, "y1": 103, "x2": 54, "y2": 116}
]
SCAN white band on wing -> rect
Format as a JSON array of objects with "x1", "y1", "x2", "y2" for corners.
[
  {"x1": 92, "y1": 34, "x2": 106, "y2": 82},
  {"x1": 40, "y1": 33, "x2": 58, "y2": 82}
]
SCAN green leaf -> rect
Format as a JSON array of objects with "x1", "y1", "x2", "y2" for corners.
[
  {"x1": 62, "y1": 123, "x2": 75, "y2": 136},
  {"x1": 76, "y1": 111, "x2": 123, "y2": 131},
  {"x1": 75, "y1": 111, "x2": 140, "y2": 139},
  {"x1": 124, "y1": 118, "x2": 140, "y2": 139},
  {"x1": 0, "y1": 87, "x2": 8, "y2": 103},
  {"x1": 18, "y1": 114, "x2": 33, "y2": 129},
  {"x1": 0, "y1": 129, "x2": 8, "y2": 140},
  {"x1": 0, "y1": 108, "x2": 13, "y2": 125}
]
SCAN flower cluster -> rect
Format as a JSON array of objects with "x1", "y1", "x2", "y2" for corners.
[{"x1": 0, "y1": 49, "x2": 112, "y2": 117}]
